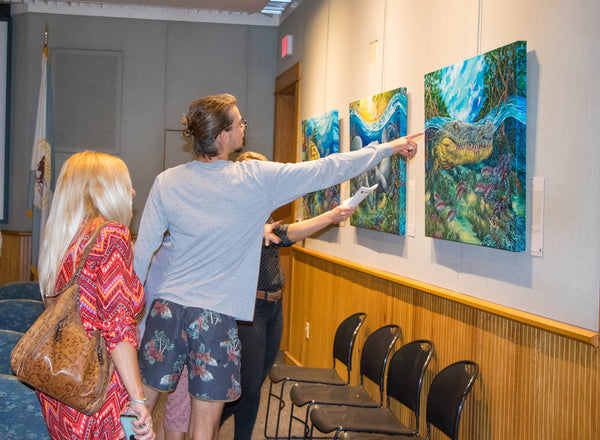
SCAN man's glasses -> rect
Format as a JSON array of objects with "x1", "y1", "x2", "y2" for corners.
[{"x1": 220, "y1": 118, "x2": 247, "y2": 138}]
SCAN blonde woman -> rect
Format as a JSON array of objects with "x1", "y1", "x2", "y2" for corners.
[{"x1": 37, "y1": 151, "x2": 154, "y2": 440}]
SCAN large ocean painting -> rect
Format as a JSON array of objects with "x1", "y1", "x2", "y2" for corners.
[
  {"x1": 349, "y1": 88, "x2": 407, "y2": 234},
  {"x1": 302, "y1": 110, "x2": 340, "y2": 219},
  {"x1": 424, "y1": 41, "x2": 526, "y2": 251}
]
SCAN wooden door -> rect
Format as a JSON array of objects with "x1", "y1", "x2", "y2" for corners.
[{"x1": 272, "y1": 62, "x2": 300, "y2": 356}]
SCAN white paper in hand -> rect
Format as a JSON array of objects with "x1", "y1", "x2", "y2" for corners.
[{"x1": 342, "y1": 184, "x2": 378, "y2": 208}]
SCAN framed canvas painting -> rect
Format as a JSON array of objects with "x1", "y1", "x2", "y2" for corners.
[
  {"x1": 349, "y1": 87, "x2": 407, "y2": 234},
  {"x1": 301, "y1": 110, "x2": 340, "y2": 219},
  {"x1": 424, "y1": 40, "x2": 526, "y2": 251}
]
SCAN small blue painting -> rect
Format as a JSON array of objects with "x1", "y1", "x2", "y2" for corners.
[
  {"x1": 349, "y1": 88, "x2": 408, "y2": 235},
  {"x1": 302, "y1": 110, "x2": 340, "y2": 219}
]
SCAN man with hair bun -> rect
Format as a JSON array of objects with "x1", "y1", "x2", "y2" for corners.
[{"x1": 134, "y1": 93, "x2": 421, "y2": 440}]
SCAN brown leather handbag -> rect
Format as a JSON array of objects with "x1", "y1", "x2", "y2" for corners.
[{"x1": 11, "y1": 222, "x2": 114, "y2": 415}]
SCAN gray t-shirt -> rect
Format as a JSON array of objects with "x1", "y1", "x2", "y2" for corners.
[{"x1": 133, "y1": 142, "x2": 393, "y2": 321}]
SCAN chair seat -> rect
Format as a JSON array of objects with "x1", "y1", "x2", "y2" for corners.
[
  {"x1": 290, "y1": 382, "x2": 378, "y2": 408},
  {"x1": 0, "y1": 373, "x2": 50, "y2": 439},
  {"x1": 0, "y1": 329, "x2": 24, "y2": 375},
  {"x1": 310, "y1": 404, "x2": 416, "y2": 436},
  {"x1": 0, "y1": 299, "x2": 45, "y2": 333},
  {"x1": 269, "y1": 363, "x2": 346, "y2": 385}
]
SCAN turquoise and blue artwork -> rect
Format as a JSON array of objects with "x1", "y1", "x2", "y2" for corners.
[
  {"x1": 349, "y1": 88, "x2": 407, "y2": 234},
  {"x1": 302, "y1": 110, "x2": 340, "y2": 219},
  {"x1": 424, "y1": 40, "x2": 526, "y2": 251}
]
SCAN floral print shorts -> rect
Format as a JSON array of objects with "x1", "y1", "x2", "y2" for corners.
[{"x1": 138, "y1": 299, "x2": 242, "y2": 401}]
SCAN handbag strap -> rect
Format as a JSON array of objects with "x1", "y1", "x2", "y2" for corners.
[{"x1": 45, "y1": 220, "x2": 110, "y2": 298}]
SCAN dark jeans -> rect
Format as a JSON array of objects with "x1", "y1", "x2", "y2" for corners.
[{"x1": 221, "y1": 297, "x2": 283, "y2": 439}]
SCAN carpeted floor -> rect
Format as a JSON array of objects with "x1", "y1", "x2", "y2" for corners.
[
  {"x1": 219, "y1": 378, "x2": 310, "y2": 440},
  {"x1": 152, "y1": 371, "x2": 314, "y2": 439}
]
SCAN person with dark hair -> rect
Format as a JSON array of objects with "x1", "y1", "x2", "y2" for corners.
[
  {"x1": 182, "y1": 93, "x2": 242, "y2": 159},
  {"x1": 134, "y1": 93, "x2": 421, "y2": 440},
  {"x1": 145, "y1": 152, "x2": 358, "y2": 440},
  {"x1": 224, "y1": 152, "x2": 360, "y2": 439}
]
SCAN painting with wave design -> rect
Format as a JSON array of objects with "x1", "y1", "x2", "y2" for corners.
[
  {"x1": 302, "y1": 110, "x2": 340, "y2": 219},
  {"x1": 349, "y1": 88, "x2": 407, "y2": 234},
  {"x1": 424, "y1": 40, "x2": 526, "y2": 251}
]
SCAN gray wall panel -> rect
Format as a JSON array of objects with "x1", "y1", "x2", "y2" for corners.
[
  {"x1": 6, "y1": 13, "x2": 275, "y2": 234},
  {"x1": 245, "y1": 26, "x2": 276, "y2": 159},
  {"x1": 165, "y1": 21, "x2": 249, "y2": 130}
]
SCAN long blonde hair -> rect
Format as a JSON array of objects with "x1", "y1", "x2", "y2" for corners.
[
  {"x1": 235, "y1": 151, "x2": 267, "y2": 162},
  {"x1": 38, "y1": 151, "x2": 134, "y2": 297}
]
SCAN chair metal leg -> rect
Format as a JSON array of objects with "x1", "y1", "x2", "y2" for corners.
[
  {"x1": 264, "y1": 380, "x2": 275, "y2": 438},
  {"x1": 265, "y1": 380, "x2": 309, "y2": 439},
  {"x1": 274, "y1": 381, "x2": 287, "y2": 439},
  {"x1": 287, "y1": 399, "x2": 295, "y2": 439},
  {"x1": 264, "y1": 379, "x2": 287, "y2": 439},
  {"x1": 305, "y1": 403, "x2": 331, "y2": 440},
  {"x1": 302, "y1": 406, "x2": 311, "y2": 439},
  {"x1": 264, "y1": 379, "x2": 288, "y2": 439},
  {"x1": 266, "y1": 379, "x2": 316, "y2": 440},
  {"x1": 286, "y1": 400, "x2": 314, "y2": 440},
  {"x1": 294, "y1": 403, "x2": 329, "y2": 440}
]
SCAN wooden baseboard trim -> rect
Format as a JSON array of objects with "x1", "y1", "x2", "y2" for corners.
[{"x1": 282, "y1": 351, "x2": 302, "y2": 367}]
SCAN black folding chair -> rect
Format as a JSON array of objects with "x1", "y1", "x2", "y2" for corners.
[
  {"x1": 317, "y1": 360, "x2": 479, "y2": 440},
  {"x1": 288, "y1": 325, "x2": 402, "y2": 439},
  {"x1": 265, "y1": 312, "x2": 367, "y2": 439}
]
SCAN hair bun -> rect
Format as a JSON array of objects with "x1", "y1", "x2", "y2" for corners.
[{"x1": 181, "y1": 114, "x2": 193, "y2": 137}]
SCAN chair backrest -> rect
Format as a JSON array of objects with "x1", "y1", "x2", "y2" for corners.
[
  {"x1": 385, "y1": 340, "x2": 435, "y2": 430},
  {"x1": 426, "y1": 360, "x2": 479, "y2": 440},
  {"x1": 332, "y1": 312, "x2": 367, "y2": 377},
  {"x1": 0, "y1": 282, "x2": 42, "y2": 302},
  {"x1": 359, "y1": 324, "x2": 401, "y2": 403},
  {"x1": 0, "y1": 299, "x2": 45, "y2": 333},
  {"x1": 0, "y1": 329, "x2": 25, "y2": 375}
]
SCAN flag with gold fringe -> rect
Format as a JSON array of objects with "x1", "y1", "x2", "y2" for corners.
[{"x1": 26, "y1": 28, "x2": 54, "y2": 278}]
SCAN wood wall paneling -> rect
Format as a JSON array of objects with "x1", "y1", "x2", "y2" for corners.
[
  {"x1": 288, "y1": 248, "x2": 600, "y2": 440},
  {"x1": 0, "y1": 230, "x2": 32, "y2": 284}
]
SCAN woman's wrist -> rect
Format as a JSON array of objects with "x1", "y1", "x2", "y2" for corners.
[{"x1": 129, "y1": 397, "x2": 149, "y2": 407}]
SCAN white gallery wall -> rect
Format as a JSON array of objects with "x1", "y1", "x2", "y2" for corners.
[{"x1": 277, "y1": 0, "x2": 600, "y2": 330}]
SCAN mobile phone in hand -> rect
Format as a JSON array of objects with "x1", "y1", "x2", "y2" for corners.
[{"x1": 120, "y1": 414, "x2": 138, "y2": 440}]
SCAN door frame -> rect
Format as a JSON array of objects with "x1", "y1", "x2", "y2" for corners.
[{"x1": 272, "y1": 62, "x2": 300, "y2": 356}]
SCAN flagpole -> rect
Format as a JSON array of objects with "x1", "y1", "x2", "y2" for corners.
[{"x1": 27, "y1": 24, "x2": 54, "y2": 279}]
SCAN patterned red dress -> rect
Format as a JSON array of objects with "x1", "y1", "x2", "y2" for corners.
[{"x1": 37, "y1": 218, "x2": 145, "y2": 440}]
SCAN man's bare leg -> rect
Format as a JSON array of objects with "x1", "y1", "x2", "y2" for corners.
[{"x1": 189, "y1": 399, "x2": 225, "y2": 440}]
